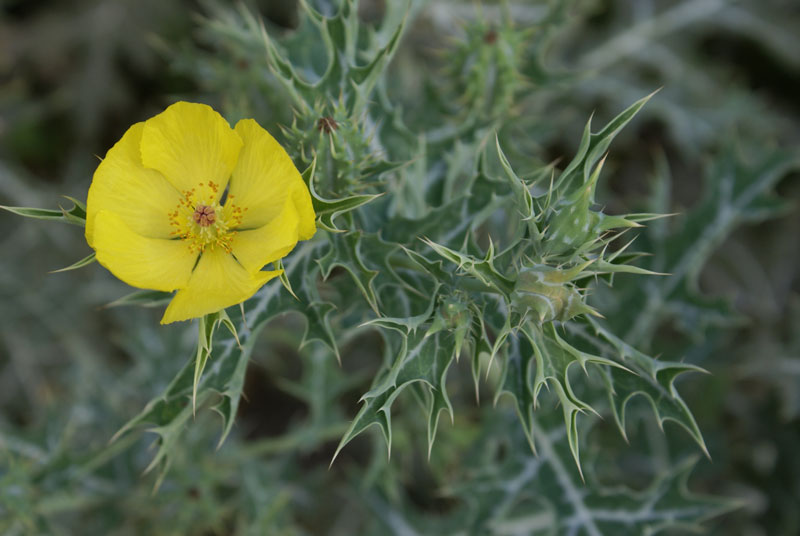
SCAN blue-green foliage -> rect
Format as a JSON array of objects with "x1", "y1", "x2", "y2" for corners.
[
  {"x1": 5, "y1": 0, "x2": 799, "y2": 533},
  {"x1": 126, "y1": 0, "x2": 714, "y2": 519}
]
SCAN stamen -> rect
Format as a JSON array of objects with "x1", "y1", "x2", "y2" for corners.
[{"x1": 167, "y1": 182, "x2": 245, "y2": 254}]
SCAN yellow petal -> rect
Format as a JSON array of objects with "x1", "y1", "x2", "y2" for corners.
[
  {"x1": 140, "y1": 102, "x2": 243, "y2": 201},
  {"x1": 291, "y1": 180, "x2": 317, "y2": 241},
  {"x1": 230, "y1": 194, "x2": 301, "y2": 275},
  {"x1": 93, "y1": 210, "x2": 198, "y2": 292},
  {"x1": 229, "y1": 118, "x2": 316, "y2": 237},
  {"x1": 161, "y1": 247, "x2": 280, "y2": 324},
  {"x1": 86, "y1": 123, "x2": 182, "y2": 246}
]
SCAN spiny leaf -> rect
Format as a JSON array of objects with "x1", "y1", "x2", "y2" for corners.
[
  {"x1": 49, "y1": 252, "x2": 96, "y2": 273},
  {"x1": 667, "y1": 150, "x2": 799, "y2": 289},
  {"x1": 110, "y1": 242, "x2": 330, "y2": 478},
  {"x1": 265, "y1": 0, "x2": 407, "y2": 116},
  {"x1": 619, "y1": 149, "x2": 800, "y2": 348},
  {"x1": 301, "y1": 160, "x2": 383, "y2": 232},
  {"x1": 523, "y1": 323, "x2": 616, "y2": 478},
  {"x1": 248, "y1": 241, "x2": 340, "y2": 357},
  {"x1": 555, "y1": 90, "x2": 657, "y2": 193},
  {"x1": 577, "y1": 318, "x2": 709, "y2": 456},
  {"x1": 1, "y1": 197, "x2": 87, "y2": 227},
  {"x1": 331, "y1": 388, "x2": 393, "y2": 464},
  {"x1": 333, "y1": 330, "x2": 457, "y2": 462},
  {"x1": 469, "y1": 311, "x2": 493, "y2": 401},
  {"x1": 424, "y1": 348, "x2": 456, "y2": 459},
  {"x1": 423, "y1": 238, "x2": 516, "y2": 298},
  {"x1": 103, "y1": 289, "x2": 173, "y2": 309},
  {"x1": 496, "y1": 335, "x2": 537, "y2": 453},
  {"x1": 362, "y1": 282, "x2": 441, "y2": 333},
  {"x1": 274, "y1": 258, "x2": 298, "y2": 300},
  {"x1": 347, "y1": 10, "x2": 407, "y2": 114},
  {"x1": 543, "y1": 155, "x2": 643, "y2": 258},
  {"x1": 193, "y1": 313, "x2": 216, "y2": 414},
  {"x1": 259, "y1": 18, "x2": 315, "y2": 110},
  {"x1": 381, "y1": 169, "x2": 508, "y2": 248},
  {"x1": 318, "y1": 231, "x2": 380, "y2": 314},
  {"x1": 209, "y1": 322, "x2": 257, "y2": 448},
  {"x1": 495, "y1": 320, "x2": 624, "y2": 465},
  {"x1": 444, "y1": 413, "x2": 736, "y2": 535},
  {"x1": 496, "y1": 135, "x2": 541, "y2": 241}
]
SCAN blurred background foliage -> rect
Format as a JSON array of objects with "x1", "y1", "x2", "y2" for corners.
[{"x1": 1, "y1": 0, "x2": 799, "y2": 534}]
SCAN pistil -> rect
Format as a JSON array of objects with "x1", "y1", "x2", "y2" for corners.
[{"x1": 193, "y1": 205, "x2": 216, "y2": 226}]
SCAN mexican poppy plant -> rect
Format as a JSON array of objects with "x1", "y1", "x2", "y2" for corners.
[{"x1": 85, "y1": 102, "x2": 315, "y2": 323}]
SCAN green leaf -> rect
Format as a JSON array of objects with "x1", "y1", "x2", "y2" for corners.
[
  {"x1": 578, "y1": 318, "x2": 709, "y2": 457},
  {"x1": 555, "y1": 90, "x2": 656, "y2": 193},
  {"x1": 423, "y1": 238, "x2": 516, "y2": 298},
  {"x1": 443, "y1": 413, "x2": 737, "y2": 535},
  {"x1": 191, "y1": 310, "x2": 242, "y2": 417},
  {"x1": 619, "y1": 149, "x2": 800, "y2": 348},
  {"x1": 110, "y1": 242, "x2": 332, "y2": 477},
  {"x1": 262, "y1": 0, "x2": 406, "y2": 116},
  {"x1": 302, "y1": 160, "x2": 383, "y2": 232},
  {"x1": 103, "y1": 289, "x2": 173, "y2": 309},
  {"x1": 246, "y1": 240, "x2": 340, "y2": 356},
  {"x1": 1, "y1": 197, "x2": 87, "y2": 227},
  {"x1": 49, "y1": 252, "x2": 96, "y2": 273},
  {"x1": 496, "y1": 335, "x2": 537, "y2": 453},
  {"x1": 496, "y1": 136, "x2": 541, "y2": 241},
  {"x1": 332, "y1": 330, "x2": 458, "y2": 462},
  {"x1": 496, "y1": 321, "x2": 623, "y2": 466},
  {"x1": 109, "y1": 349, "x2": 196, "y2": 475},
  {"x1": 362, "y1": 282, "x2": 441, "y2": 333},
  {"x1": 318, "y1": 231, "x2": 380, "y2": 314},
  {"x1": 348, "y1": 9, "x2": 406, "y2": 114},
  {"x1": 193, "y1": 313, "x2": 215, "y2": 414}
]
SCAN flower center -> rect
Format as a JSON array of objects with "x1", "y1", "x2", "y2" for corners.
[
  {"x1": 193, "y1": 204, "x2": 216, "y2": 227},
  {"x1": 168, "y1": 181, "x2": 246, "y2": 254}
]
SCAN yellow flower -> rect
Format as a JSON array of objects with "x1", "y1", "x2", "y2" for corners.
[{"x1": 85, "y1": 102, "x2": 316, "y2": 324}]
